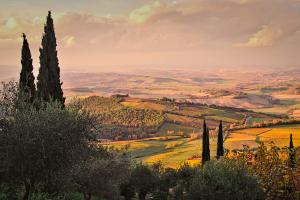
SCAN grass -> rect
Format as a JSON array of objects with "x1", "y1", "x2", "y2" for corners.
[
  {"x1": 253, "y1": 101, "x2": 300, "y2": 117},
  {"x1": 173, "y1": 106, "x2": 244, "y2": 123},
  {"x1": 156, "y1": 122, "x2": 197, "y2": 136},
  {"x1": 104, "y1": 136, "x2": 218, "y2": 168},
  {"x1": 93, "y1": 97, "x2": 295, "y2": 167},
  {"x1": 102, "y1": 124, "x2": 300, "y2": 168},
  {"x1": 225, "y1": 124, "x2": 300, "y2": 150},
  {"x1": 166, "y1": 113, "x2": 201, "y2": 125},
  {"x1": 121, "y1": 101, "x2": 167, "y2": 112},
  {"x1": 121, "y1": 97, "x2": 277, "y2": 130},
  {"x1": 248, "y1": 117, "x2": 264, "y2": 124}
]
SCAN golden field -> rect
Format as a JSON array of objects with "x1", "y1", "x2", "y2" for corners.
[
  {"x1": 104, "y1": 124, "x2": 300, "y2": 168},
  {"x1": 225, "y1": 124, "x2": 300, "y2": 149}
]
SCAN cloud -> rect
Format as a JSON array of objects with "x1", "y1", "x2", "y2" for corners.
[
  {"x1": 237, "y1": 25, "x2": 284, "y2": 47},
  {"x1": 0, "y1": 0, "x2": 300, "y2": 68},
  {"x1": 4, "y1": 17, "x2": 19, "y2": 29},
  {"x1": 128, "y1": 1, "x2": 162, "y2": 24},
  {"x1": 62, "y1": 35, "x2": 76, "y2": 48},
  {"x1": 0, "y1": 16, "x2": 42, "y2": 44}
]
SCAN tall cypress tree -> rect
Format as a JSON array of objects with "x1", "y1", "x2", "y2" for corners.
[
  {"x1": 289, "y1": 133, "x2": 295, "y2": 167},
  {"x1": 202, "y1": 120, "x2": 210, "y2": 164},
  {"x1": 206, "y1": 126, "x2": 210, "y2": 159},
  {"x1": 37, "y1": 11, "x2": 64, "y2": 105},
  {"x1": 217, "y1": 120, "x2": 224, "y2": 159},
  {"x1": 20, "y1": 33, "x2": 35, "y2": 102}
]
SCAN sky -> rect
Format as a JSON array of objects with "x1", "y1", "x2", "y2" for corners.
[{"x1": 0, "y1": 0, "x2": 300, "y2": 71}]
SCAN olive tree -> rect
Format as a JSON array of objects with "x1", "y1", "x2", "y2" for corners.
[
  {"x1": 71, "y1": 149, "x2": 131, "y2": 200},
  {"x1": 130, "y1": 163, "x2": 159, "y2": 200},
  {"x1": 188, "y1": 160, "x2": 264, "y2": 200},
  {"x1": 0, "y1": 84, "x2": 95, "y2": 199}
]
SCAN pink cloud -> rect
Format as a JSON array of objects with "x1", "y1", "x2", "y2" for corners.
[{"x1": 0, "y1": 0, "x2": 300, "y2": 69}]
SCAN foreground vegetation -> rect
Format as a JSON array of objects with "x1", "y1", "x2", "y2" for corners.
[{"x1": 1, "y1": 82, "x2": 300, "y2": 200}]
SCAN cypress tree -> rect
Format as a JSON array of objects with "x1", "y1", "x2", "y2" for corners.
[
  {"x1": 289, "y1": 133, "x2": 295, "y2": 167},
  {"x1": 37, "y1": 11, "x2": 65, "y2": 105},
  {"x1": 217, "y1": 120, "x2": 224, "y2": 159},
  {"x1": 202, "y1": 120, "x2": 210, "y2": 164},
  {"x1": 20, "y1": 33, "x2": 35, "y2": 102},
  {"x1": 206, "y1": 126, "x2": 210, "y2": 159}
]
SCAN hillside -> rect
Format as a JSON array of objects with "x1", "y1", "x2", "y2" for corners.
[
  {"x1": 81, "y1": 96, "x2": 279, "y2": 140},
  {"x1": 121, "y1": 96, "x2": 279, "y2": 128},
  {"x1": 80, "y1": 95, "x2": 290, "y2": 168},
  {"x1": 225, "y1": 124, "x2": 300, "y2": 150},
  {"x1": 81, "y1": 96, "x2": 165, "y2": 140}
]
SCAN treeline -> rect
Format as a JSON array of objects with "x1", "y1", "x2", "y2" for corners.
[
  {"x1": 229, "y1": 118, "x2": 300, "y2": 131},
  {"x1": 81, "y1": 96, "x2": 165, "y2": 140},
  {"x1": 159, "y1": 97, "x2": 285, "y2": 119}
]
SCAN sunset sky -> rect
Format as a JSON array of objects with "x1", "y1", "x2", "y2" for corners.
[{"x1": 0, "y1": 0, "x2": 300, "y2": 71}]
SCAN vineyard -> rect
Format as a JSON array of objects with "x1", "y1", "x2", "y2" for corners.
[{"x1": 81, "y1": 96, "x2": 165, "y2": 140}]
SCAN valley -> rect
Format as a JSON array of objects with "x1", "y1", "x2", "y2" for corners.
[
  {"x1": 82, "y1": 95, "x2": 299, "y2": 168},
  {"x1": 3, "y1": 67, "x2": 300, "y2": 167}
]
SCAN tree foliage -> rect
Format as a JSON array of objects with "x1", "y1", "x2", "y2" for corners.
[
  {"x1": 217, "y1": 120, "x2": 224, "y2": 159},
  {"x1": 130, "y1": 163, "x2": 159, "y2": 200},
  {"x1": 289, "y1": 133, "x2": 296, "y2": 167},
  {"x1": 229, "y1": 142, "x2": 300, "y2": 200},
  {"x1": 82, "y1": 96, "x2": 165, "y2": 140},
  {"x1": 20, "y1": 33, "x2": 35, "y2": 102},
  {"x1": 188, "y1": 160, "x2": 264, "y2": 200},
  {"x1": 37, "y1": 11, "x2": 64, "y2": 105},
  {"x1": 71, "y1": 148, "x2": 131, "y2": 200},
  {"x1": 202, "y1": 120, "x2": 210, "y2": 164},
  {"x1": 0, "y1": 87, "x2": 95, "y2": 199}
]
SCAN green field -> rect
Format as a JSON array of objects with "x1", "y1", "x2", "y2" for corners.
[
  {"x1": 104, "y1": 136, "x2": 218, "y2": 168},
  {"x1": 156, "y1": 122, "x2": 197, "y2": 136},
  {"x1": 104, "y1": 124, "x2": 300, "y2": 168},
  {"x1": 86, "y1": 96, "x2": 295, "y2": 167},
  {"x1": 225, "y1": 124, "x2": 300, "y2": 150},
  {"x1": 121, "y1": 97, "x2": 277, "y2": 128}
]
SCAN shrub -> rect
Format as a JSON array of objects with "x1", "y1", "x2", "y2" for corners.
[
  {"x1": 0, "y1": 100, "x2": 95, "y2": 199},
  {"x1": 232, "y1": 143, "x2": 300, "y2": 200},
  {"x1": 130, "y1": 163, "x2": 159, "y2": 200},
  {"x1": 188, "y1": 160, "x2": 264, "y2": 200},
  {"x1": 71, "y1": 149, "x2": 131, "y2": 200}
]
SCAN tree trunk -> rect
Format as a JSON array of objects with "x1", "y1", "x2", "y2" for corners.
[
  {"x1": 23, "y1": 180, "x2": 31, "y2": 200},
  {"x1": 138, "y1": 192, "x2": 146, "y2": 200},
  {"x1": 125, "y1": 195, "x2": 132, "y2": 200},
  {"x1": 83, "y1": 192, "x2": 91, "y2": 200}
]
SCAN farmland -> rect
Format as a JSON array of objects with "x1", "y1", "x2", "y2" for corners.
[
  {"x1": 120, "y1": 97, "x2": 277, "y2": 128},
  {"x1": 80, "y1": 95, "x2": 300, "y2": 167},
  {"x1": 104, "y1": 124, "x2": 300, "y2": 168},
  {"x1": 104, "y1": 136, "x2": 214, "y2": 168},
  {"x1": 226, "y1": 124, "x2": 300, "y2": 150}
]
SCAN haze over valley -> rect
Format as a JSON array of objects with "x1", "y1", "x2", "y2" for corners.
[{"x1": 1, "y1": 1, "x2": 300, "y2": 199}]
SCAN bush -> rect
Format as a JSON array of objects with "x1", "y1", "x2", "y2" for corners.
[
  {"x1": 0, "y1": 99, "x2": 95, "y2": 199},
  {"x1": 71, "y1": 148, "x2": 131, "y2": 200},
  {"x1": 231, "y1": 143, "x2": 300, "y2": 200},
  {"x1": 130, "y1": 163, "x2": 159, "y2": 200},
  {"x1": 188, "y1": 160, "x2": 264, "y2": 200}
]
